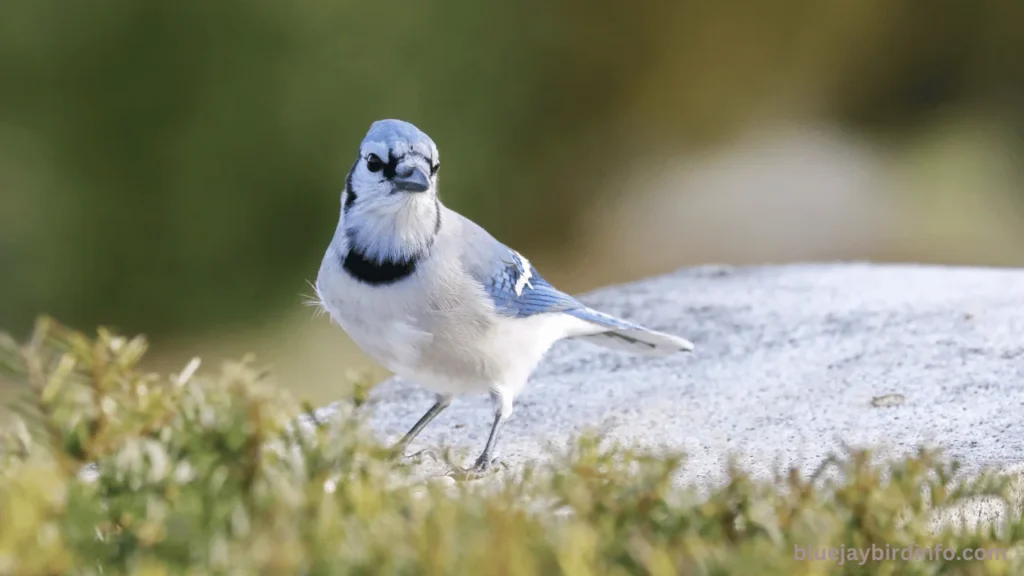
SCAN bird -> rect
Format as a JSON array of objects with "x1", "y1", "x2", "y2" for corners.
[{"x1": 314, "y1": 119, "x2": 694, "y2": 474}]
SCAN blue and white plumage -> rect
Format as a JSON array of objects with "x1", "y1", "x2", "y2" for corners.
[{"x1": 315, "y1": 119, "x2": 693, "y2": 473}]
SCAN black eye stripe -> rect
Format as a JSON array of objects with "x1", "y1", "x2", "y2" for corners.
[
  {"x1": 382, "y1": 153, "x2": 399, "y2": 179},
  {"x1": 367, "y1": 150, "x2": 436, "y2": 179},
  {"x1": 343, "y1": 158, "x2": 358, "y2": 211}
]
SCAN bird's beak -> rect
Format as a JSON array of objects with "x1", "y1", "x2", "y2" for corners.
[{"x1": 393, "y1": 166, "x2": 430, "y2": 193}]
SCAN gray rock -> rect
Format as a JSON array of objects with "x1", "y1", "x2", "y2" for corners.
[{"x1": 344, "y1": 263, "x2": 1024, "y2": 490}]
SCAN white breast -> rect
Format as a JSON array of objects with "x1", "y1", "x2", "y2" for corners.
[
  {"x1": 315, "y1": 241, "x2": 586, "y2": 398},
  {"x1": 315, "y1": 244, "x2": 434, "y2": 376}
]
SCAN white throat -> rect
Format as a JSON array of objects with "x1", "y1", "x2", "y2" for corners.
[{"x1": 340, "y1": 192, "x2": 440, "y2": 263}]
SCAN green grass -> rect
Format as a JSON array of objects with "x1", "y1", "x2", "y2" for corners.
[{"x1": 1, "y1": 317, "x2": 1022, "y2": 575}]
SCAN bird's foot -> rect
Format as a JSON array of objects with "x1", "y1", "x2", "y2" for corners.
[
  {"x1": 388, "y1": 443, "x2": 440, "y2": 465},
  {"x1": 446, "y1": 457, "x2": 508, "y2": 482},
  {"x1": 403, "y1": 448, "x2": 441, "y2": 464}
]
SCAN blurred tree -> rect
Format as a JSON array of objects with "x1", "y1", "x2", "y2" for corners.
[{"x1": 0, "y1": 0, "x2": 1020, "y2": 340}]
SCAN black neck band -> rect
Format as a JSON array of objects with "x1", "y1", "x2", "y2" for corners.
[{"x1": 341, "y1": 247, "x2": 418, "y2": 286}]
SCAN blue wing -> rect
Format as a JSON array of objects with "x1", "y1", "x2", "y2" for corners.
[
  {"x1": 474, "y1": 247, "x2": 639, "y2": 331},
  {"x1": 481, "y1": 249, "x2": 581, "y2": 318},
  {"x1": 456, "y1": 213, "x2": 643, "y2": 329},
  {"x1": 472, "y1": 246, "x2": 693, "y2": 354}
]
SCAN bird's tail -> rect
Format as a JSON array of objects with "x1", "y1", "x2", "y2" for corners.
[{"x1": 564, "y1": 307, "x2": 694, "y2": 356}]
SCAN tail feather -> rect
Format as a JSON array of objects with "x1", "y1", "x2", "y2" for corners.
[{"x1": 564, "y1": 307, "x2": 694, "y2": 356}]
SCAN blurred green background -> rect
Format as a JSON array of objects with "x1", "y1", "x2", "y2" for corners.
[{"x1": 2, "y1": 0, "x2": 1023, "y2": 404}]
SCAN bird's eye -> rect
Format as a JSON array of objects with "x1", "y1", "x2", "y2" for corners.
[
  {"x1": 430, "y1": 162, "x2": 440, "y2": 175},
  {"x1": 366, "y1": 154, "x2": 384, "y2": 173}
]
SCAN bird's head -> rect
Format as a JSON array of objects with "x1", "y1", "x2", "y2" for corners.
[
  {"x1": 347, "y1": 119, "x2": 440, "y2": 204},
  {"x1": 338, "y1": 119, "x2": 443, "y2": 263}
]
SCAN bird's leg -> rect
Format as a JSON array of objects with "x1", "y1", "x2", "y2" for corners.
[
  {"x1": 471, "y1": 390, "x2": 513, "y2": 472},
  {"x1": 390, "y1": 394, "x2": 452, "y2": 459}
]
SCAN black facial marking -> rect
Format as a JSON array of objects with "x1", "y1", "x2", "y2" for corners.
[
  {"x1": 341, "y1": 247, "x2": 418, "y2": 286},
  {"x1": 382, "y1": 152, "x2": 399, "y2": 180},
  {"x1": 366, "y1": 154, "x2": 384, "y2": 173},
  {"x1": 343, "y1": 160, "x2": 358, "y2": 211}
]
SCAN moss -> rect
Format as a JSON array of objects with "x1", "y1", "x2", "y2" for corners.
[{"x1": 0, "y1": 317, "x2": 1021, "y2": 575}]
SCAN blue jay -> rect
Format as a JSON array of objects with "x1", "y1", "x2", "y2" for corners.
[{"x1": 315, "y1": 119, "x2": 693, "y2": 473}]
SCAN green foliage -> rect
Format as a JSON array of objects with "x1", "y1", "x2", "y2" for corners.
[
  {"x1": 3, "y1": 0, "x2": 1023, "y2": 338},
  {"x1": 1, "y1": 317, "x2": 1023, "y2": 574}
]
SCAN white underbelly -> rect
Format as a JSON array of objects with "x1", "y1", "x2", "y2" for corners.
[
  {"x1": 316, "y1": 252, "x2": 594, "y2": 397},
  {"x1": 324, "y1": 290, "x2": 434, "y2": 377}
]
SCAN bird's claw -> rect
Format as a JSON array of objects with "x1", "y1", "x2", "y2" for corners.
[
  {"x1": 446, "y1": 457, "x2": 508, "y2": 482},
  {"x1": 404, "y1": 448, "x2": 440, "y2": 463}
]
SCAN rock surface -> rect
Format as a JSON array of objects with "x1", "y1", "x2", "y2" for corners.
[{"x1": 343, "y1": 263, "x2": 1024, "y2": 488}]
